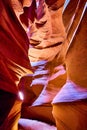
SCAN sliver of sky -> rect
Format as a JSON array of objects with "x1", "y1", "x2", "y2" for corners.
[{"x1": 63, "y1": 0, "x2": 70, "y2": 12}]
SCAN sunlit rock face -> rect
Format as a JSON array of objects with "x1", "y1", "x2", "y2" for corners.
[
  {"x1": 52, "y1": 0, "x2": 87, "y2": 104},
  {"x1": 65, "y1": 0, "x2": 87, "y2": 88},
  {"x1": 52, "y1": 1, "x2": 87, "y2": 130},
  {"x1": 21, "y1": 0, "x2": 67, "y2": 126},
  {"x1": 58, "y1": 0, "x2": 87, "y2": 88},
  {"x1": 24, "y1": 0, "x2": 67, "y2": 105},
  {"x1": 28, "y1": 0, "x2": 66, "y2": 62}
]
